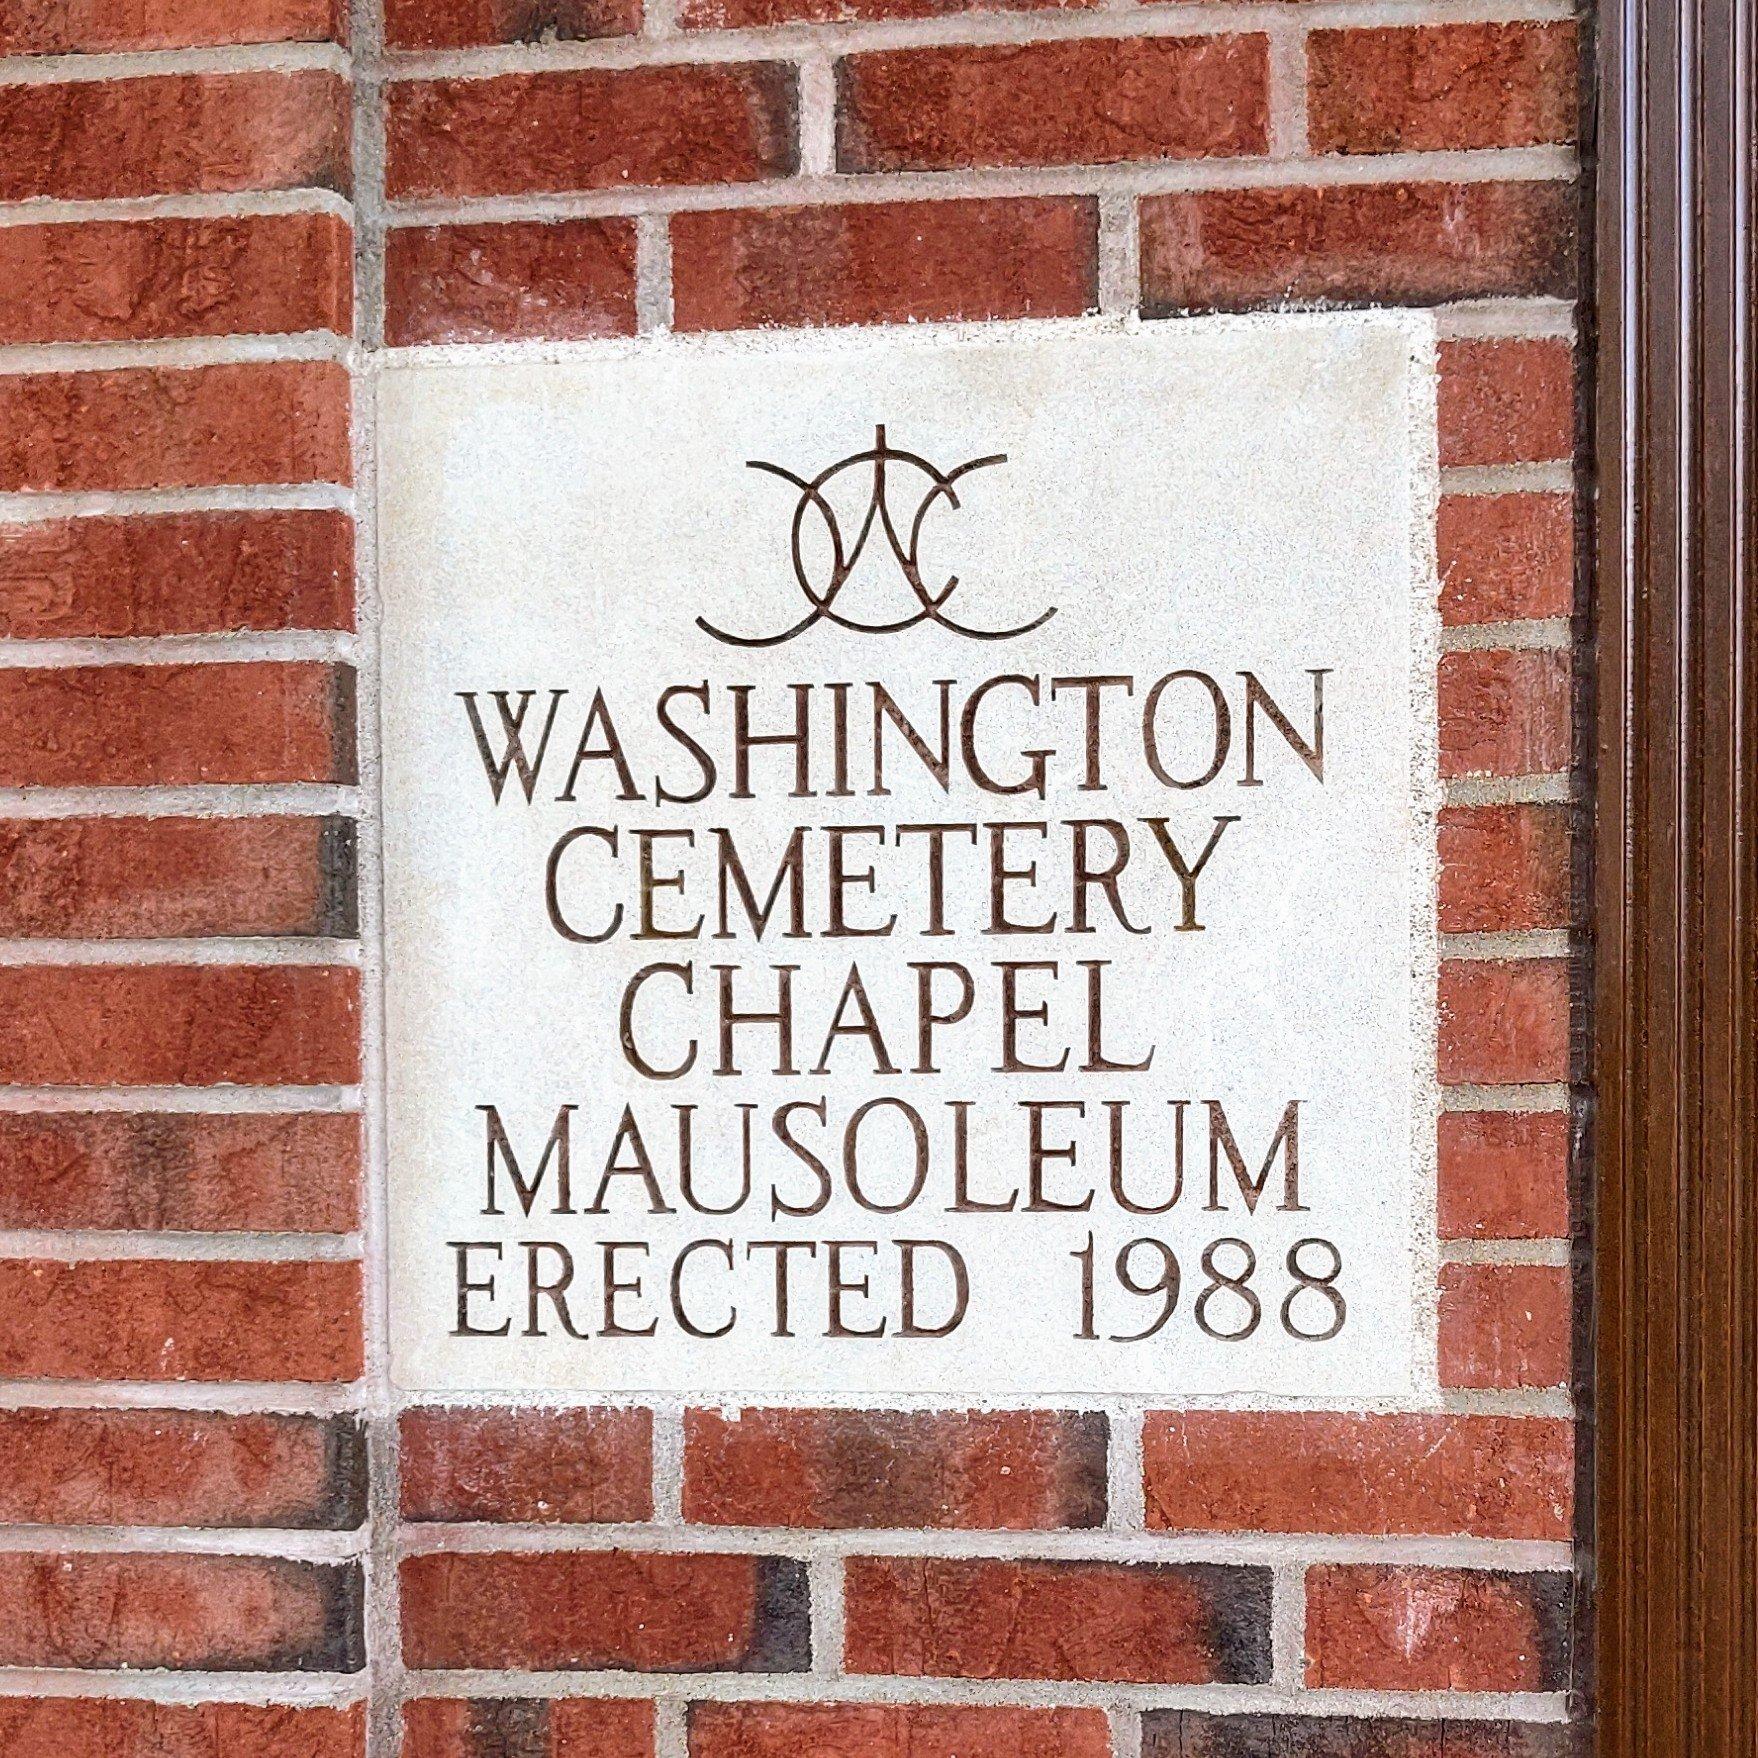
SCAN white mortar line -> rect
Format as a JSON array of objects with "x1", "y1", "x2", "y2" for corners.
[
  {"x1": 355, "y1": 1672, "x2": 1574, "y2": 1718},
  {"x1": 1437, "y1": 930, "x2": 1573, "y2": 959},
  {"x1": 1432, "y1": 297, "x2": 1577, "y2": 339},
  {"x1": 382, "y1": 148, "x2": 1577, "y2": 225},
  {"x1": 0, "y1": 334, "x2": 348, "y2": 374},
  {"x1": 0, "y1": 1230, "x2": 362, "y2": 1261},
  {"x1": 374, "y1": 0, "x2": 1574, "y2": 76},
  {"x1": 1442, "y1": 1387, "x2": 1573, "y2": 1416},
  {"x1": 808, "y1": 1553, "x2": 844, "y2": 1675},
  {"x1": 1269, "y1": 1560, "x2": 1307, "y2": 1688},
  {"x1": 0, "y1": 1381, "x2": 366, "y2": 1412},
  {"x1": 0, "y1": 1527, "x2": 366, "y2": 1558},
  {"x1": 0, "y1": 190, "x2": 355, "y2": 226},
  {"x1": 0, "y1": 939, "x2": 360, "y2": 966},
  {"x1": 0, "y1": 632, "x2": 357, "y2": 666},
  {"x1": 652, "y1": 1400, "x2": 687, "y2": 1521},
  {"x1": 392, "y1": 1524, "x2": 1573, "y2": 1569},
  {"x1": 0, "y1": 1084, "x2": 361, "y2": 1112},
  {"x1": 654, "y1": 1697, "x2": 689, "y2": 1758},
  {"x1": 0, "y1": 1673, "x2": 367, "y2": 1704},
  {"x1": 0, "y1": 784, "x2": 360, "y2": 818},
  {"x1": 1439, "y1": 620, "x2": 1573, "y2": 652},
  {"x1": 1107, "y1": 1403, "x2": 1146, "y2": 1531},
  {"x1": 0, "y1": 484, "x2": 355, "y2": 521},
  {"x1": 1096, "y1": 195, "x2": 1140, "y2": 316},
  {"x1": 1441, "y1": 1238, "x2": 1572, "y2": 1266},
  {"x1": 796, "y1": 54, "x2": 837, "y2": 176},
  {"x1": 1443, "y1": 774, "x2": 1573, "y2": 805},
  {"x1": 1110, "y1": 1707, "x2": 1146, "y2": 1758},
  {"x1": 1440, "y1": 1082, "x2": 1570, "y2": 1111},
  {"x1": 1440, "y1": 463, "x2": 1575, "y2": 495},
  {"x1": 635, "y1": 214, "x2": 675, "y2": 334},
  {"x1": 1263, "y1": 12, "x2": 1309, "y2": 161},
  {"x1": 0, "y1": 42, "x2": 351, "y2": 82}
]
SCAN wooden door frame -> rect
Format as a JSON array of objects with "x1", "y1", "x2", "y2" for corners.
[{"x1": 1592, "y1": 0, "x2": 1757, "y2": 1750}]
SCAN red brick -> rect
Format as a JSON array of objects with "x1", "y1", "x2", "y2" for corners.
[
  {"x1": 1141, "y1": 1412, "x2": 1571, "y2": 1541},
  {"x1": 0, "y1": 362, "x2": 351, "y2": 493},
  {"x1": 385, "y1": 0, "x2": 638, "y2": 46},
  {"x1": 400, "y1": 1406, "x2": 653, "y2": 1523},
  {"x1": 1439, "y1": 803, "x2": 1571, "y2": 932},
  {"x1": 0, "y1": 816, "x2": 354, "y2": 938},
  {"x1": 1440, "y1": 1262, "x2": 1572, "y2": 1388},
  {"x1": 843, "y1": 1556, "x2": 1270, "y2": 1684},
  {"x1": 0, "y1": 964, "x2": 359, "y2": 1087},
  {"x1": 1438, "y1": 338, "x2": 1574, "y2": 465},
  {"x1": 1438, "y1": 493, "x2": 1574, "y2": 626},
  {"x1": 1439, "y1": 648, "x2": 1571, "y2": 778},
  {"x1": 1140, "y1": 180, "x2": 1576, "y2": 313},
  {"x1": 0, "y1": 1111, "x2": 359, "y2": 1232},
  {"x1": 0, "y1": 1260, "x2": 363, "y2": 1381},
  {"x1": 0, "y1": 0, "x2": 346, "y2": 52},
  {"x1": 1438, "y1": 958, "x2": 1570, "y2": 1086},
  {"x1": 1438, "y1": 1110, "x2": 1571, "y2": 1239},
  {"x1": 0, "y1": 215, "x2": 351, "y2": 347},
  {"x1": 0, "y1": 511, "x2": 353, "y2": 638},
  {"x1": 0, "y1": 1553, "x2": 361, "y2": 1670},
  {"x1": 0, "y1": 662, "x2": 354, "y2": 787},
  {"x1": 672, "y1": 198, "x2": 1096, "y2": 331},
  {"x1": 400, "y1": 1551, "x2": 808, "y2": 1671},
  {"x1": 690, "y1": 1702, "x2": 1112, "y2": 1758},
  {"x1": 1309, "y1": 23, "x2": 1579, "y2": 154},
  {"x1": 1142, "y1": 1712, "x2": 1576, "y2": 1758},
  {"x1": 0, "y1": 72, "x2": 350, "y2": 201},
  {"x1": 0, "y1": 1699, "x2": 364, "y2": 1758},
  {"x1": 403, "y1": 1698, "x2": 655, "y2": 1758},
  {"x1": 836, "y1": 36, "x2": 1267, "y2": 173},
  {"x1": 386, "y1": 221, "x2": 637, "y2": 346},
  {"x1": 685, "y1": 0, "x2": 1093, "y2": 25},
  {"x1": 684, "y1": 1407, "x2": 1106, "y2": 1530},
  {"x1": 0, "y1": 1410, "x2": 364, "y2": 1528},
  {"x1": 385, "y1": 66, "x2": 797, "y2": 199},
  {"x1": 1305, "y1": 1565, "x2": 1570, "y2": 1691}
]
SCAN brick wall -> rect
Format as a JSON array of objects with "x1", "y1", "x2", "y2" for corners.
[{"x1": 0, "y1": 0, "x2": 1584, "y2": 1752}]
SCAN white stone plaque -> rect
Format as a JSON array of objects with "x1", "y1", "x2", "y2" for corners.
[{"x1": 379, "y1": 315, "x2": 1439, "y2": 1401}]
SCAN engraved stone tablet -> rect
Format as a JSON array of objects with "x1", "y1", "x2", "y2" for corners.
[{"x1": 379, "y1": 315, "x2": 1440, "y2": 1400}]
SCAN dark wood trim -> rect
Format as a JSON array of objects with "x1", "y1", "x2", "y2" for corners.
[{"x1": 1593, "y1": 0, "x2": 1758, "y2": 1750}]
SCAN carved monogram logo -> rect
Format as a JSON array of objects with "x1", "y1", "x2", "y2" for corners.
[{"x1": 696, "y1": 425, "x2": 1058, "y2": 649}]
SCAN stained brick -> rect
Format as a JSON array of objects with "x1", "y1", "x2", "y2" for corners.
[
  {"x1": 0, "y1": 215, "x2": 352, "y2": 346},
  {"x1": 0, "y1": 362, "x2": 351, "y2": 493},
  {"x1": 0, "y1": 1111, "x2": 359, "y2": 1232},
  {"x1": 0, "y1": 663, "x2": 355, "y2": 787},
  {"x1": 0, "y1": 1260, "x2": 363, "y2": 1381},
  {"x1": 385, "y1": 66, "x2": 797, "y2": 198},
  {"x1": 0, "y1": 511, "x2": 354, "y2": 638},
  {"x1": 1140, "y1": 181, "x2": 1576, "y2": 313},
  {"x1": 0, "y1": 816, "x2": 355, "y2": 939},
  {"x1": 0, "y1": 1553, "x2": 363, "y2": 1670},
  {"x1": 836, "y1": 36, "x2": 1267, "y2": 173},
  {"x1": 386, "y1": 221, "x2": 637, "y2": 346},
  {"x1": 689, "y1": 1702, "x2": 1112, "y2": 1758},
  {"x1": 0, "y1": 964, "x2": 360, "y2": 1087},
  {"x1": 1308, "y1": 23, "x2": 1579, "y2": 154},
  {"x1": 0, "y1": 0, "x2": 347, "y2": 52},
  {"x1": 1304, "y1": 1565, "x2": 1571, "y2": 1691},
  {"x1": 1440, "y1": 1262, "x2": 1572, "y2": 1388},
  {"x1": 1143, "y1": 1712, "x2": 1577, "y2": 1758},
  {"x1": 402, "y1": 1698, "x2": 655, "y2": 1758},
  {"x1": 1439, "y1": 803, "x2": 1572, "y2": 932},
  {"x1": 1439, "y1": 648, "x2": 1571, "y2": 778},
  {"x1": 672, "y1": 197, "x2": 1097, "y2": 331},
  {"x1": 0, "y1": 1410, "x2": 364, "y2": 1528},
  {"x1": 684, "y1": 1407, "x2": 1106, "y2": 1530},
  {"x1": 400, "y1": 1406, "x2": 653, "y2": 1523},
  {"x1": 0, "y1": 1699, "x2": 364, "y2": 1758},
  {"x1": 0, "y1": 72, "x2": 349, "y2": 201},
  {"x1": 1141, "y1": 1412, "x2": 1572, "y2": 1541},
  {"x1": 1438, "y1": 493, "x2": 1574, "y2": 626},
  {"x1": 1439, "y1": 339, "x2": 1575, "y2": 465},
  {"x1": 400, "y1": 1551, "x2": 810, "y2": 1671},
  {"x1": 385, "y1": 0, "x2": 639, "y2": 46},
  {"x1": 1438, "y1": 958, "x2": 1571, "y2": 1086},
  {"x1": 843, "y1": 1556, "x2": 1270, "y2": 1684},
  {"x1": 1438, "y1": 1110, "x2": 1571, "y2": 1239}
]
